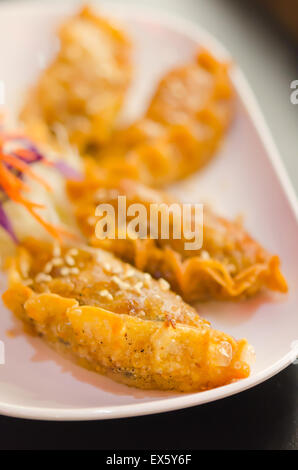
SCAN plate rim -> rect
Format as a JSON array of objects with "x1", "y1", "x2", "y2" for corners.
[
  {"x1": 0, "y1": 350, "x2": 296, "y2": 421},
  {"x1": 0, "y1": 0, "x2": 297, "y2": 421}
]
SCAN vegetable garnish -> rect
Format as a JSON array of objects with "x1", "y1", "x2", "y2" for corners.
[
  {"x1": 0, "y1": 126, "x2": 82, "y2": 242},
  {"x1": 0, "y1": 202, "x2": 18, "y2": 243}
]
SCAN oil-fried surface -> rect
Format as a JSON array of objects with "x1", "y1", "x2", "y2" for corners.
[
  {"x1": 20, "y1": 6, "x2": 132, "y2": 154},
  {"x1": 8, "y1": 238, "x2": 205, "y2": 327},
  {"x1": 68, "y1": 172, "x2": 287, "y2": 301},
  {"x1": 3, "y1": 239, "x2": 254, "y2": 392},
  {"x1": 97, "y1": 50, "x2": 234, "y2": 186}
]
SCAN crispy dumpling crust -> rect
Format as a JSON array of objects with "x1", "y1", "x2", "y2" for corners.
[
  {"x1": 68, "y1": 172, "x2": 288, "y2": 301},
  {"x1": 2, "y1": 239, "x2": 253, "y2": 392},
  {"x1": 96, "y1": 50, "x2": 234, "y2": 187},
  {"x1": 20, "y1": 5, "x2": 132, "y2": 153}
]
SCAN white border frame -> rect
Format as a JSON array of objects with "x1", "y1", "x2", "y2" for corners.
[{"x1": 0, "y1": 0, "x2": 297, "y2": 421}]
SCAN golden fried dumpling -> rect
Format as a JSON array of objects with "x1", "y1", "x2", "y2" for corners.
[
  {"x1": 67, "y1": 171, "x2": 288, "y2": 301},
  {"x1": 97, "y1": 50, "x2": 234, "y2": 186},
  {"x1": 2, "y1": 238, "x2": 254, "y2": 392},
  {"x1": 20, "y1": 6, "x2": 132, "y2": 154},
  {"x1": 147, "y1": 49, "x2": 233, "y2": 128}
]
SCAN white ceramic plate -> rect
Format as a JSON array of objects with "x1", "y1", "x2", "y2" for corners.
[{"x1": 0, "y1": 1, "x2": 297, "y2": 421}]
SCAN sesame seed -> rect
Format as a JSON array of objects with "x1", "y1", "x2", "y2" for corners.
[
  {"x1": 43, "y1": 261, "x2": 53, "y2": 274},
  {"x1": 200, "y1": 250, "x2": 210, "y2": 260},
  {"x1": 111, "y1": 266, "x2": 123, "y2": 275},
  {"x1": 99, "y1": 289, "x2": 113, "y2": 300},
  {"x1": 111, "y1": 275, "x2": 130, "y2": 290},
  {"x1": 124, "y1": 269, "x2": 135, "y2": 279},
  {"x1": 134, "y1": 281, "x2": 143, "y2": 295},
  {"x1": 60, "y1": 267, "x2": 70, "y2": 276},
  {"x1": 51, "y1": 257, "x2": 63, "y2": 266},
  {"x1": 159, "y1": 278, "x2": 170, "y2": 291},
  {"x1": 35, "y1": 273, "x2": 52, "y2": 283},
  {"x1": 143, "y1": 273, "x2": 152, "y2": 287},
  {"x1": 103, "y1": 262, "x2": 111, "y2": 272},
  {"x1": 70, "y1": 267, "x2": 79, "y2": 275},
  {"x1": 65, "y1": 255, "x2": 75, "y2": 266},
  {"x1": 53, "y1": 243, "x2": 61, "y2": 258}
]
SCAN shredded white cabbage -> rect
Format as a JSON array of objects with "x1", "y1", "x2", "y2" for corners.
[{"x1": 0, "y1": 160, "x2": 81, "y2": 260}]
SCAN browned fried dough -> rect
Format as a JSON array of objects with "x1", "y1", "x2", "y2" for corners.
[
  {"x1": 3, "y1": 239, "x2": 254, "y2": 392},
  {"x1": 20, "y1": 6, "x2": 132, "y2": 153},
  {"x1": 97, "y1": 50, "x2": 234, "y2": 186},
  {"x1": 68, "y1": 171, "x2": 287, "y2": 301}
]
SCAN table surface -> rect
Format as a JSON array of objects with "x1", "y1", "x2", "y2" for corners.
[{"x1": 0, "y1": 0, "x2": 297, "y2": 450}]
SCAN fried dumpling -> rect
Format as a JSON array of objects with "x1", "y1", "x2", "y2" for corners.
[
  {"x1": 20, "y1": 5, "x2": 132, "y2": 154},
  {"x1": 67, "y1": 171, "x2": 288, "y2": 301},
  {"x1": 2, "y1": 238, "x2": 254, "y2": 392},
  {"x1": 97, "y1": 50, "x2": 234, "y2": 186}
]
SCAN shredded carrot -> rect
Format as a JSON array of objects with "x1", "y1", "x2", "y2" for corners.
[
  {"x1": 0, "y1": 161, "x2": 31, "y2": 195},
  {"x1": 13, "y1": 148, "x2": 40, "y2": 162},
  {"x1": 0, "y1": 125, "x2": 75, "y2": 242},
  {"x1": 0, "y1": 153, "x2": 51, "y2": 191}
]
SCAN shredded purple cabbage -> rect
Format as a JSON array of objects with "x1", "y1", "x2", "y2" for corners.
[
  {"x1": 0, "y1": 202, "x2": 18, "y2": 243},
  {"x1": 53, "y1": 160, "x2": 82, "y2": 181},
  {"x1": 0, "y1": 130, "x2": 82, "y2": 243}
]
